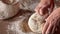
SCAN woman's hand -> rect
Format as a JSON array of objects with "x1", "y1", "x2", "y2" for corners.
[
  {"x1": 42, "y1": 8, "x2": 60, "y2": 34},
  {"x1": 35, "y1": 0, "x2": 54, "y2": 16}
]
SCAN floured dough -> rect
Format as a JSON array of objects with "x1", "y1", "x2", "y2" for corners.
[
  {"x1": 0, "y1": 1, "x2": 19, "y2": 19},
  {"x1": 2, "y1": 0, "x2": 19, "y2": 5},
  {"x1": 28, "y1": 13, "x2": 45, "y2": 33}
]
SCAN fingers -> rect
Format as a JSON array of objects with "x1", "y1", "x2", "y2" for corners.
[
  {"x1": 34, "y1": 5, "x2": 41, "y2": 15},
  {"x1": 34, "y1": 5, "x2": 45, "y2": 16},
  {"x1": 34, "y1": 3, "x2": 45, "y2": 15},
  {"x1": 42, "y1": 22, "x2": 49, "y2": 34},
  {"x1": 35, "y1": 5, "x2": 49, "y2": 16},
  {"x1": 48, "y1": 3, "x2": 54, "y2": 14},
  {"x1": 39, "y1": 8, "x2": 44, "y2": 15},
  {"x1": 42, "y1": 20, "x2": 55, "y2": 34},
  {"x1": 35, "y1": 6, "x2": 44, "y2": 16},
  {"x1": 46, "y1": 23, "x2": 54, "y2": 34}
]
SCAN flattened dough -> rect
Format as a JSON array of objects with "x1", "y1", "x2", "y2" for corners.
[
  {"x1": 28, "y1": 13, "x2": 45, "y2": 33},
  {"x1": 0, "y1": 1, "x2": 19, "y2": 19}
]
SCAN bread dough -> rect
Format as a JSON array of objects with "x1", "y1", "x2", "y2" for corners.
[
  {"x1": 2, "y1": 0, "x2": 19, "y2": 5},
  {"x1": 28, "y1": 13, "x2": 45, "y2": 33},
  {"x1": 0, "y1": 1, "x2": 19, "y2": 19}
]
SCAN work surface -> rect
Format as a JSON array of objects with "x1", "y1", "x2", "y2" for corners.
[{"x1": 0, "y1": 0, "x2": 60, "y2": 34}]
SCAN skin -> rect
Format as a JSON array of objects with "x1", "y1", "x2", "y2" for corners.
[
  {"x1": 35, "y1": 0, "x2": 54, "y2": 16},
  {"x1": 35, "y1": 0, "x2": 60, "y2": 34},
  {"x1": 42, "y1": 8, "x2": 60, "y2": 34},
  {"x1": 1, "y1": 0, "x2": 60, "y2": 34}
]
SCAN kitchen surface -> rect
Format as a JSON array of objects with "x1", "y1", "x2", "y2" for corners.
[{"x1": 0, "y1": 0, "x2": 60, "y2": 34}]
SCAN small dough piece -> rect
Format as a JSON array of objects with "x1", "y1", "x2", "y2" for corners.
[
  {"x1": 0, "y1": 1, "x2": 19, "y2": 19},
  {"x1": 28, "y1": 13, "x2": 45, "y2": 33},
  {"x1": 2, "y1": 0, "x2": 19, "y2": 5}
]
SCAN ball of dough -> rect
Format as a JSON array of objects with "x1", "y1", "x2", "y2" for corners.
[
  {"x1": 2, "y1": 0, "x2": 19, "y2": 5},
  {"x1": 28, "y1": 13, "x2": 45, "y2": 33},
  {"x1": 0, "y1": 1, "x2": 19, "y2": 19}
]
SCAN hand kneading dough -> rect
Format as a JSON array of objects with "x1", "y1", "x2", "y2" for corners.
[
  {"x1": 0, "y1": 1, "x2": 19, "y2": 19},
  {"x1": 28, "y1": 13, "x2": 45, "y2": 33}
]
